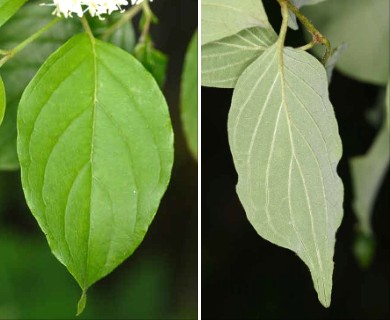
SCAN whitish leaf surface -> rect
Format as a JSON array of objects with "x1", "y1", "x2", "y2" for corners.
[
  {"x1": 288, "y1": 0, "x2": 327, "y2": 30},
  {"x1": 350, "y1": 81, "x2": 389, "y2": 236},
  {"x1": 0, "y1": 5, "x2": 80, "y2": 170},
  {"x1": 0, "y1": 75, "x2": 4, "y2": 125},
  {"x1": 201, "y1": 0, "x2": 269, "y2": 45},
  {"x1": 0, "y1": 0, "x2": 27, "y2": 27},
  {"x1": 303, "y1": 0, "x2": 389, "y2": 85},
  {"x1": 228, "y1": 44, "x2": 343, "y2": 307},
  {"x1": 202, "y1": 27, "x2": 277, "y2": 88},
  {"x1": 181, "y1": 31, "x2": 198, "y2": 159},
  {"x1": 17, "y1": 34, "x2": 173, "y2": 306},
  {"x1": 324, "y1": 43, "x2": 347, "y2": 83}
]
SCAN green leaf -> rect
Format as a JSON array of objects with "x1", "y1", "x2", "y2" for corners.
[
  {"x1": 302, "y1": 0, "x2": 389, "y2": 85},
  {"x1": 350, "y1": 81, "x2": 389, "y2": 237},
  {"x1": 134, "y1": 37, "x2": 168, "y2": 88},
  {"x1": 202, "y1": 27, "x2": 277, "y2": 88},
  {"x1": 0, "y1": 0, "x2": 27, "y2": 27},
  {"x1": 201, "y1": 0, "x2": 270, "y2": 45},
  {"x1": 0, "y1": 5, "x2": 81, "y2": 171},
  {"x1": 106, "y1": 21, "x2": 135, "y2": 53},
  {"x1": 353, "y1": 232, "x2": 376, "y2": 269},
  {"x1": 0, "y1": 75, "x2": 5, "y2": 125},
  {"x1": 17, "y1": 33, "x2": 174, "y2": 311},
  {"x1": 181, "y1": 31, "x2": 198, "y2": 159},
  {"x1": 228, "y1": 44, "x2": 343, "y2": 307},
  {"x1": 92, "y1": 13, "x2": 136, "y2": 52},
  {"x1": 288, "y1": 0, "x2": 327, "y2": 30}
]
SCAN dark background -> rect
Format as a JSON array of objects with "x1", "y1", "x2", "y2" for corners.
[
  {"x1": 201, "y1": 1, "x2": 389, "y2": 319},
  {"x1": 0, "y1": 0, "x2": 198, "y2": 319}
]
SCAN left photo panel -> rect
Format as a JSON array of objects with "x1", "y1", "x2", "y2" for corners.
[{"x1": 0, "y1": 0, "x2": 198, "y2": 319}]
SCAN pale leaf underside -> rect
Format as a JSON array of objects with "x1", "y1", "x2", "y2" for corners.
[
  {"x1": 201, "y1": 0, "x2": 270, "y2": 45},
  {"x1": 228, "y1": 44, "x2": 343, "y2": 307},
  {"x1": 202, "y1": 27, "x2": 277, "y2": 88},
  {"x1": 350, "y1": 81, "x2": 389, "y2": 235},
  {"x1": 288, "y1": 0, "x2": 327, "y2": 30}
]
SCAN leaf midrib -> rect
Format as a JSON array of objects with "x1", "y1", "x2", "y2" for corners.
[
  {"x1": 277, "y1": 41, "x2": 328, "y2": 304},
  {"x1": 84, "y1": 31, "x2": 98, "y2": 290}
]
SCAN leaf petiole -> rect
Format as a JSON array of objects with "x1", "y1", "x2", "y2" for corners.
[
  {"x1": 277, "y1": 0, "x2": 331, "y2": 64},
  {"x1": 139, "y1": 0, "x2": 154, "y2": 43},
  {"x1": 101, "y1": 4, "x2": 143, "y2": 40},
  {"x1": 81, "y1": 16, "x2": 94, "y2": 40},
  {"x1": 0, "y1": 17, "x2": 61, "y2": 68},
  {"x1": 298, "y1": 41, "x2": 315, "y2": 51}
]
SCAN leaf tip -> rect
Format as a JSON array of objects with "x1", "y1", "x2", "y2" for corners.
[
  {"x1": 314, "y1": 275, "x2": 332, "y2": 308},
  {"x1": 76, "y1": 289, "x2": 87, "y2": 316}
]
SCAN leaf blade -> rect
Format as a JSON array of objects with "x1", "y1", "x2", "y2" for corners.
[
  {"x1": 0, "y1": 4, "x2": 81, "y2": 170},
  {"x1": 0, "y1": 0, "x2": 27, "y2": 27},
  {"x1": 288, "y1": 0, "x2": 327, "y2": 30},
  {"x1": 350, "y1": 81, "x2": 390, "y2": 236},
  {"x1": 181, "y1": 31, "x2": 198, "y2": 159},
  {"x1": 201, "y1": 27, "x2": 277, "y2": 88},
  {"x1": 302, "y1": 0, "x2": 389, "y2": 85},
  {"x1": 17, "y1": 33, "x2": 174, "y2": 294},
  {"x1": 201, "y1": 0, "x2": 269, "y2": 45},
  {"x1": 228, "y1": 45, "x2": 343, "y2": 307},
  {"x1": 0, "y1": 75, "x2": 5, "y2": 125}
]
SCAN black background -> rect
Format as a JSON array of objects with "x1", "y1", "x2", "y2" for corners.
[{"x1": 201, "y1": 1, "x2": 389, "y2": 319}]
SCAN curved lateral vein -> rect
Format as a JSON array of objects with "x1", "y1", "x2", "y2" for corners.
[
  {"x1": 264, "y1": 101, "x2": 292, "y2": 247},
  {"x1": 232, "y1": 49, "x2": 277, "y2": 150},
  {"x1": 97, "y1": 58, "x2": 163, "y2": 188},
  {"x1": 285, "y1": 82, "x2": 335, "y2": 180},
  {"x1": 288, "y1": 155, "x2": 316, "y2": 272},
  {"x1": 279, "y1": 44, "x2": 325, "y2": 297},
  {"x1": 291, "y1": 121, "x2": 331, "y2": 259},
  {"x1": 202, "y1": 55, "x2": 258, "y2": 74}
]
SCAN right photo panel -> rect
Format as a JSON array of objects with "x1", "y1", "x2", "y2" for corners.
[{"x1": 201, "y1": 0, "x2": 389, "y2": 319}]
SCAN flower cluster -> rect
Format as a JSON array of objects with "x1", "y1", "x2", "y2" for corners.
[{"x1": 45, "y1": 0, "x2": 151, "y2": 19}]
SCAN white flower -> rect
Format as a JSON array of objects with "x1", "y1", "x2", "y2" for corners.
[
  {"x1": 130, "y1": 0, "x2": 153, "y2": 5},
  {"x1": 43, "y1": 0, "x2": 152, "y2": 19}
]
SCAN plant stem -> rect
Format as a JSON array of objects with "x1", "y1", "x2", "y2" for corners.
[
  {"x1": 277, "y1": 0, "x2": 289, "y2": 47},
  {"x1": 277, "y1": 0, "x2": 331, "y2": 64},
  {"x1": 81, "y1": 16, "x2": 94, "y2": 40},
  {"x1": 298, "y1": 41, "x2": 315, "y2": 51},
  {"x1": 139, "y1": 0, "x2": 153, "y2": 43},
  {"x1": 101, "y1": 4, "x2": 142, "y2": 40},
  {"x1": 0, "y1": 17, "x2": 61, "y2": 68}
]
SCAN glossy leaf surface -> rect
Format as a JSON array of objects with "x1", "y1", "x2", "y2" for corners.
[
  {"x1": 181, "y1": 31, "x2": 198, "y2": 159},
  {"x1": 0, "y1": 5, "x2": 80, "y2": 170},
  {"x1": 0, "y1": 75, "x2": 4, "y2": 125},
  {"x1": 0, "y1": 0, "x2": 27, "y2": 27},
  {"x1": 17, "y1": 33, "x2": 174, "y2": 304}
]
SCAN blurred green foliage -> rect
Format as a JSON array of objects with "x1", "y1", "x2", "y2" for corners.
[{"x1": 0, "y1": 170, "x2": 196, "y2": 319}]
